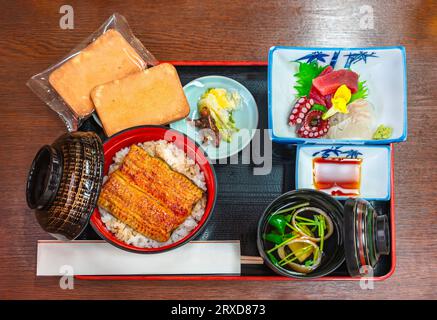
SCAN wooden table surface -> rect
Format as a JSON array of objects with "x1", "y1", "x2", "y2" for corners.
[{"x1": 1, "y1": 0, "x2": 436, "y2": 300}]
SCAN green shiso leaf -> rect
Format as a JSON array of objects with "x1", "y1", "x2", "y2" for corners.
[
  {"x1": 293, "y1": 61, "x2": 327, "y2": 97},
  {"x1": 349, "y1": 80, "x2": 368, "y2": 103}
]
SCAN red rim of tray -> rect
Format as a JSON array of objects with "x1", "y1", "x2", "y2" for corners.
[{"x1": 89, "y1": 125, "x2": 217, "y2": 253}]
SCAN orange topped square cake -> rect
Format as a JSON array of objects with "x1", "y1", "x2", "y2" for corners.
[
  {"x1": 91, "y1": 63, "x2": 190, "y2": 137},
  {"x1": 49, "y1": 29, "x2": 146, "y2": 117}
]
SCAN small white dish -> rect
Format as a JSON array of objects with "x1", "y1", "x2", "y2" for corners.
[
  {"x1": 170, "y1": 76, "x2": 259, "y2": 160},
  {"x1": 296, "y1": 145, "x2": 391, "y2": 200},
  {"x1": 268, "y1": 46, "x2": 407, "y2": 144}
]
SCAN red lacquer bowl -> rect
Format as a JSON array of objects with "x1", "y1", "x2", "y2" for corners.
[{"x1": 90, "y1": 126, "x2": 217, "y2": 253}]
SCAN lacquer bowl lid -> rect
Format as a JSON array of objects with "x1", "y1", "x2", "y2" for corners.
[
  {"x1": 26, "y1": 132, "x2": 104, "y2": 240},
  {"x1": 343, "y1": 198, "x2": 390, "y2": 277}
]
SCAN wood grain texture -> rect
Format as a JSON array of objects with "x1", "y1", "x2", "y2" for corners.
[{"x1": 0, "y1": 0, "x2": 436, "y2": 300}]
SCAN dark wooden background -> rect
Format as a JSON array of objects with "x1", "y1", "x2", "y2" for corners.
[{"x1": 0, "y1": 0, "x2": 436, "y2": 299}]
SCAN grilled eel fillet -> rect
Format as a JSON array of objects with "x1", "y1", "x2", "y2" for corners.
[
  {"x1": 118, "y1": 145, "x2": 204, "y2": 223},
  {"x1": 98, "y1": 171, "x2": 181, "y2": 242}
]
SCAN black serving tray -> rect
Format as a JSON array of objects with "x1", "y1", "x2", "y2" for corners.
[{"x1": 77, "y1": 63, "x2": 394, "y2": 280}]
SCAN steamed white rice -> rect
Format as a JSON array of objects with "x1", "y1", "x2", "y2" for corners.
[{"x1": 99, "y1": 139, "x2": 207, "y2": 248}]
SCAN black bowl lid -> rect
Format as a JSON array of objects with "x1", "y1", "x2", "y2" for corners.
[
  {"x1": 343, "y1": 198, "x2": 391, "y2": 277},
  {"x1": 26, "y1": 145, "x2": 63, "y2": 210},
  {"x1": 27, "y1": 132, "x2": 104, "y2": 240}
]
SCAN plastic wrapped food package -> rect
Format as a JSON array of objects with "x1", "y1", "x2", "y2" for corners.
[{"x1": 27, "y1": 13, "x2": 158, "y2": 131}]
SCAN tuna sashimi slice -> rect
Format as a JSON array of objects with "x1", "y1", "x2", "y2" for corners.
[
  {"x1": 325, "y1": 94, "x2": 332, "y2": 109},
  {"x1": 308, "y1": 66, "x2": 334, "y2": 106},
  {"x1": 309, "y1": 87, "x2": 332, "y2": 109},
  {"x1": 319, "y1": 65, "x2": 333, "y2": 77},
  {"x1": 312, "y1": 69, "x2": 359, "y2": 96},
  {"x1": 309, "y1": 86, "x2": 326, "y2": 106}
]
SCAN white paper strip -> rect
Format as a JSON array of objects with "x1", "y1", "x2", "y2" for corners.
[{"x1": 37, "y1": 240, "x2": 241, "y2": 276}]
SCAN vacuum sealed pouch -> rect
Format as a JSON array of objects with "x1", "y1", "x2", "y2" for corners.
[{"x1": 27, "y1": 13, "x2": 158, "y2": 131}]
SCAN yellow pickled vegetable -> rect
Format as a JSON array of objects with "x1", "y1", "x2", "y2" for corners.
[
  {"x1": 201, "y1": 88, "x2": 239, "y2": 111},
  {"x1": 197, "y1": 88, "x2": 240, "y2": 143},
  {"x1": 288, "y1": 230, "x2": 313, "y2": 263}
]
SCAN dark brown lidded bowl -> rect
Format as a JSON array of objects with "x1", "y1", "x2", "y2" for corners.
[
  {"x1": 343, "y1": 198, "x2": 390, "y2": 277},
  {"x1": 26, "y1": 132, "x2": 104, "y2": 240}
]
